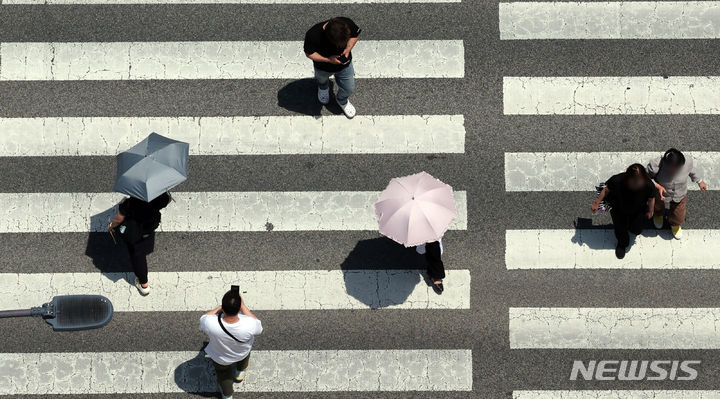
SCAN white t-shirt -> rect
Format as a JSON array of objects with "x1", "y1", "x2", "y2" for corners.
[{"x1": 200, "y1": 314, "x2": 263, "y2": 365}]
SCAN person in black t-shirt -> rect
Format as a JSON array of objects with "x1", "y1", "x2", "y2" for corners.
[
  {"x1": 304, "y1": 17, "x2": 361, "y2": 119},
  {"x1": 108, "y1": 193, "x2": 171, "y2": 295},
  {"x1": 592, "y1": 164, "x2": 657, "y2": 259}
]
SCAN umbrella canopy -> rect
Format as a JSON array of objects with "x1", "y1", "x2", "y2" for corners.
[
  {"x1": 374, "y1": 171, "x2": 458, "y2": 247},
  {"x1": 113, "y1": 132, "x2": 189, "y2": 202}
]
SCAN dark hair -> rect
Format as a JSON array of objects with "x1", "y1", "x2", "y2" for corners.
[
  {"x1": 622, "y1": 163, "x2": 651, "y2": 186},
  {"x1": 221, "y1": 290, "x2": 242, "y2": 316},
  {"x1": 662, "y1": 148, "x2": 685, "y2": 167},
  {"x1": 326, "y1": 18, "x2": 351, "y2": 47}
]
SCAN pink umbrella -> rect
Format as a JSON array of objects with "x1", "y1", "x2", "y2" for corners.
[{"x1": 374, "y1": 171, "x2": 458, "y2": 247}]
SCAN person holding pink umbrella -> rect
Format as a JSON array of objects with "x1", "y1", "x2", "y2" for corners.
[
  {"x1": 374, "y1": 171, "x2": 458, "y2": 294},
  {"x1": 416, "y1": 240, "x2": 445, "y2": 293}
]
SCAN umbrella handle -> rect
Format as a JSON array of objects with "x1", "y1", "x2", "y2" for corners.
[{"x1": 0, "y1": 309, "x2": 33, "y2": 318}]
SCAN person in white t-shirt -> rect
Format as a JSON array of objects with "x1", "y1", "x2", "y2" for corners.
[{"x1": 200, "y1": 289, "x2": 263, "y2": 399}]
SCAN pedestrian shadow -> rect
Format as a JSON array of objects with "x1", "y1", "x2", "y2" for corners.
[
  {"x1": 340, "y1": 237, "x2": 431, "y2": 309},
  {"x1": 570, "y1": 217, "x2": 674, "y2": 251},
  {"x1": 277, "y1": 78, "x2": 343, "y2": 116},
  {"x1": 173, "y1": 346, "x2": 217, "y2": 397},
  {"x1": 85, "y1": 204, "x2": 132, "y2": 284}
]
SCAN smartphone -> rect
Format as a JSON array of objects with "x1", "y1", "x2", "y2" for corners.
[
  {"x1": 337, "y1": 54, "x2": 349, "y2": 65},
  {"x1": 231, "y1": 285, "x2": 240, "y2": 293}
]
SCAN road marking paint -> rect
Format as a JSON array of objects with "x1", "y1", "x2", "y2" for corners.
[
  {"x1": 0, "y1": 191, "x2": 467, "y2": 233},
  {"x1": 0, "y1": 115, "x2": 465, "y2": 156},
  {"x1": 500, "y1": 2, "x2": 720, "y2": 40},
  {"x1": 510, "y1": 307, "x2": 720, "y2": 349},
  {"x1": 0, "y1": 270, "x2": 471, "y2": 310},
  {"x1": 506, "y1": 229, "x2": 719, "y2": 269},
  {"x1": 0, "y1": 41, "x2": 464, "y2": 80},
  {"x1": 504, "y1": 76, "x2": 720, "y2": 115},
  {"x1": 505, "y1": 152, "x2": 717, "y2": 191},
  {"x1": 0, "y1": 350, "x2": 473, "y2": 394}
]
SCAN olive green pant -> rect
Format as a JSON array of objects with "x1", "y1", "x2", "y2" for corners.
[{"x1": 212, "y1": 353, "x2": 250, "y2": 397}]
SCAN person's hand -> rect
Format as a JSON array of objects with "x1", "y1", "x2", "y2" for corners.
[
  {"x1": 590, "y1": 201, "x2": 599, "y2": 213},
  {"x1": 655, "y1": 184, "x2": 667, "y2": 200},
  {"x1": 699, "y1": 181, "x2": 708, "y2": 191},
  {"x1": 341, "y1": 49, "x2": 351, "y2": 59},
  {"x1": 646, "y1": 210, "x2": 654, "y2": 219},
  {"x1": 327, "y1": 56, "x2": 343, "y2": 65}
]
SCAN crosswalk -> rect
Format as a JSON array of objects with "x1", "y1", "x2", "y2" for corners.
[
  {"x1": 500, "y1": 1, "x2": 720, "y2": 397},
  {"x1": 1, "y1": 0, "x2": 719, "y2": 397},
  {"x1": 0, "y1": 115, "x2": 466, "y2": 155},
  {"x1": 0, "y1": 41, "x2": 464, "y2": 80},
  {"x1": 0, "y1": 350, "x2": 473, "y2": 394}
]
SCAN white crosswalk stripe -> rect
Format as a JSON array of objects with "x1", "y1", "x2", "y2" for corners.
[
  {"x1": 506, "y1": 229, "x2": 720, "y2": 270},
  {"x1": 505, "y1": 152, "x2": 717, "y2": 192},
  {"x1": 0, "y1": 350, "x2": 473, "y2": 394},
  {"x1": 514, "y1": 392, "x2": 720, "y2": 399},
  {"x1": 0, "y1": 191, "x2": 468, "y2": 233},
  {"x1": 0, "y1": 40, "x2": 465, "y2": 80},
  {"x1": 0, "y1": 270, "x2": 471, "y2": 310},
  {"x1": 500, "y1": 1, "x2": 720, "y2": 40},
  {"x1": 5, "y1": 0, "x2": 461, "y2": 3},
  {"x1": 0, "y1": 115, "x2": 465, "y2": 156},
  {"x1": 509, "y1": 307, "x2": 720, "y2": 349},
  {"x1": 503, "y1": 76, "x2": 720, "y2": 115}
]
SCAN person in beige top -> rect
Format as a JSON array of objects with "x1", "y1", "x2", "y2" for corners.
[{"x1": 647, "y1": 148, "x2": 707, "y2": 239}]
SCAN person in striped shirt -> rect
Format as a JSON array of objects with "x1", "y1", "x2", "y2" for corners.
[{"x1": 647, "y1": 148, "x2": 707, "y2": 239}]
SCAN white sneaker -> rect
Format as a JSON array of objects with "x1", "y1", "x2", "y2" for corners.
[
  {"x1": 234, "y1": 369, "x2": 246, "y2": 383},
  {"x1": 317, "y1": 87, "x2": 330, "y2": 104},
  {"x1": 134, "y1": 278, "x2": 150, "y2": 296},
  {"x1": 336, "y1": 98, "x2": 356, "y2": 118}
]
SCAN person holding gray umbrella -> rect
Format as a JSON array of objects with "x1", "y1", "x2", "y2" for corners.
[{"x1": 108, "y1": 133, "x2": 189, "y2": 295}]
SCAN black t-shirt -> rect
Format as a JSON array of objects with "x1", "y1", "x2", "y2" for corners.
[
  {"x1": 605, "y1": 173, "x2": 656, "y2": 215},
  {"x1": 119, "y1": 193, "x2": 171, "y2": 233},
  {"x1": 304, "y1": 17, "x2": 361, "y2": 73}
]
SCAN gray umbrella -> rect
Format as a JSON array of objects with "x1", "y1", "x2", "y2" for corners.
[{"x1": 113, "y1": 132, "x2": 189, "y2": 202}]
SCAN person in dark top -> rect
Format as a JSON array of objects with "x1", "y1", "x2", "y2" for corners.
[
  {"x1": 592, "y1": 164, "x2": 657, "y2": 259},
  {"x1": 416, "y1": 240, "x2": 445, "y2": 294},
  {"x1": 108, "y1": 192, "x2": 171, "y2": 295},
  {"x1": 304, "y1": 17, "x2": 361, "y2": 119}
]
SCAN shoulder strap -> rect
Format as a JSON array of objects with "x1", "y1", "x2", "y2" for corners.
[{"x1": 217, "y1": 313, "x2": 246, "y2": 343}]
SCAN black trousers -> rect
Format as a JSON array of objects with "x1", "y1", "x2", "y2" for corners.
[
  {"x1": 213, "y1": 353, "x2": 251, "y2": 396},
  {"x1": 126, "y1": 233, "x2": 155, "y2": 284},
  {"x1": 610, "y1": 209, "x2": 647, "y2": 248},
  {"x1": 425, "y1": 241, "x2": 445, "y2": 280}
]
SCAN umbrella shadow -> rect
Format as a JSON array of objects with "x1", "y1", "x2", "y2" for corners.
[
  {"x1": 277, "y1": 78, "x2": 344, "y2": 116},
  {"x1": 340, "y1": 237, "x2": 431, "y2": 309},
  {"x1": 85, "y1": 203, "x2": 132, "y2": 284},
  {"x1": 173, "y1": 346, "x2": 217, "y2": 396}
]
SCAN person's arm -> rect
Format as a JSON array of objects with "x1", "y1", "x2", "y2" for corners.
[
  {"x1": 591, "y1": 186, "x2": 608, "y2": 213},
  {"x1": 341, "y1": 37, "x2": 359, "y2": 58},
  {"x1": 646, "y1": 196, "x2": 655, "y2": 218},
  {"x1": 239, "y1": 300, "x2": 259, "y2": 320},
  {"x1": 204, "y1": 305, "x2": 222, "y2": 316},
  {"x1": 305, "y1": 52, "x2": 343, "y2": 64},
  {"x1": 108, "y1": 213, "x2": 125, "y2": 231},
  {"x1": 688, "y1": 158, "x2": 707, "y2": 190}
]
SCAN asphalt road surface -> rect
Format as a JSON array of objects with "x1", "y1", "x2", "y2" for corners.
[{"x1": 1, "y1": 1, "x2": 720, "y2": 398}]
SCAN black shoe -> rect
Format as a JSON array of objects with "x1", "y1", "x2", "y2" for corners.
[
  {"x1": 432, "y1": 282, "x2": 444, "y2": 294},
  {"x1": 615, "y1": 245, "x2": 626, "y2": 259}
]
